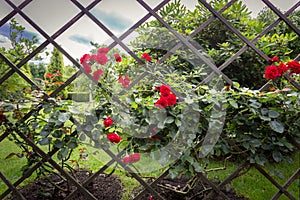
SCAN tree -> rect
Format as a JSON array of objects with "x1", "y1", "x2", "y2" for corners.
[
  {"x1": 0, "y1": 19, "x2": 39, "y2": 100},
  {"x1": 44, "y1": 47, "x2": 67, "y2": 97},
  {"x1": 29, "y1": 62, "x2": 46, "y2": 80}
]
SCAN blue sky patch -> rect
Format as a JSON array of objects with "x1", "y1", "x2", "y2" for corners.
[{"x1": 91, "y1": 9, "x2": 132, "y2": 32}]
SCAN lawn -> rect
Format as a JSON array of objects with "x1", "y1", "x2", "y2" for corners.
[{"x1": 0, "y1": 138, "x2": 299, "y2": 200}]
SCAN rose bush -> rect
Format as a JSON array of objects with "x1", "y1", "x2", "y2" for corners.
[{"x1": 1, "y1": 46, "x2": 299, "y2": 181}]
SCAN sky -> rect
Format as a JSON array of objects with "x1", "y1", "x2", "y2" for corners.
[{"x1": 0, "y1": 0, "x2": 298, "y2": 66}]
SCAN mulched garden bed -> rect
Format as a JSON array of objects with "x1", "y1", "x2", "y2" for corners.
[
  {"x1": 8, "y1": 172, "x2": 249, "y2": 200},
  {"x1": 9, "y1": 171, "x2": 123, "y2": 200},
  {"x1": 135, "y1": 176, "x2": 250, "y2": 200}
]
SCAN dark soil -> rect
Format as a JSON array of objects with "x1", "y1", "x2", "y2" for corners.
[
  {"x1": 9, "y1": 171, "x2": 123, "y2": 200},
  {"x1": 135, "y1": 176, "x2": 250, "y2": 200},
  {"x1": 9, "y1": 172, "x2": 249, "y2": 200}
]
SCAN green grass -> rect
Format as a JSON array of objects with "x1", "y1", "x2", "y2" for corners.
[
  {"x1": 205, "y1": 153, "x2": 300, "y2": 200},
  {"x1": 1, "y1": 138, "x2": 299, "y2": 200},
  {"x1": 0, "y1": 139, "x2": 33, "y2": 194}
]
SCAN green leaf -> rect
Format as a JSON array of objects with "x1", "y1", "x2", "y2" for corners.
[
  {"x1": 268, "y1": 110, "x2": 280, "y2": 118},
  {"x1": 250, "y1": 101, "x2": 261, "y2": 109},
  {"x1": 157, "y1": 121, "x2": 164, "y2": 129},
  {"x1": 68, "y1": 142, "x2": 77, "y2": 149},
  {"x1": 58, "y1": 112, "x2": 70, "y2": 123},
  {"x1": 38, "y1": 138, "x2": 51, "y2": 145},
  {"x1": 69, "y1": 107, "x2": 80, "y2": 114},
  {"x1": 272, "y1": 151, "x2": 282, "y2": 162},
  {"x1": 57, "y1": 147, "x2": 68, "y2": 160},
  {"x1": 40, "y1": 130, "x2": 50, "y2": 137},
  {"x1": 164, "y1": 116, "x2": 174, "y2": 124},
  {"x1": 270, "y1": 120, "x2": 284, "y2": 133},
  {"x1": 184, "y1": 96, "x2": 193, "y2": 104},
  {"x1": 54, "y1": 140, "x2": 65, "y2": 148},
  {"x1": 79, "y1": 133, "x2": 86, "y2": 141},
  {"x1": 175, "y1": 118, "x2": 181, "y2": 127},
  {"x1": 131, "y1": 102, "x2": 138, "y2": 109},
  {"x1": 229, "y1": 100, "x2": 238, "y2": 109},
  {"x1": 259, "y1": 115, "x2": 271, "y2": 121},
  {"x1": 260, "y1": 108, "x2": 268, "y2": 115},
  {"x1": 192, "y1": 162, "x2": 203, "y2": 173}
]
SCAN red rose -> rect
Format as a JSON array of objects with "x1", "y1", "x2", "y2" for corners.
[
  {"x1": 166, "y1": 93, "x2": 177, "y2": 106},
  {"x1": 130, "y1": 153, "x2": 140, "y2": 163},
  {"x1": 277, "y1": 62, "x2": 288, "y2": 76},
  {"x1": 103, "y1": 117, "x2": 114, "y2": 127},
  {"x1": 95, "y1": 53, "x2": 109, "y2": 65},
  {"x1": 141, "y1": 53, "x2": 151, "y2": 62},
  {"x1": 264, "y1": 65, "x2": 280, "y2": 80},
  {"x1": 123, "y1": 156, "x2": 131, "y2": 164},
  {"x1": 155, "y1": 97, "x2": 168, "y2": 109},
  {"x1": 92, "y1": 69, "x2": 104, "y2": 81},
  {"x1": 45, "y1": 73, "x2": 54, "y2": 79},
  {"x1": 82, "y1": 62, "x2": 92, "y2": 74},
  {"x1": 107, "y1": 133, "x2": 122, "y2": 143},
  {"x1": 114, "y1": 53, "x2": 122, "y2": 62},
  {"x1": 80, "y1": 54, "x2": 90, "y2": 64},
  {"x1": 119, "y1": 75, "x2": 130, "y2": 88},
  {"x1": 150, "y1": 134, "x2": 159, "y2": 140},
  {"x1": 269, "y1": 56, "x2": 280, "y2": 63},
  {"x1": 159, "y1": 85, "x2": 171, "y2": 97},
  {"x1": 286, "y1": 60, "x2": 300, "y2": 74},
  {"x1": 97, "y1": 47, "x2": 110, "y2": 54}
]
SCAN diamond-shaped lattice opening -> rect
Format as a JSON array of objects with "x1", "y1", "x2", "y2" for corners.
[
  {"x1": 0, "y1": 1, "x2": 13, "y2": 20},
  {"x1": 22, "y1": 0, "x2": 80, "y2": 35},
  {"x1": 0, "y1": 13, "x2": 46, "y2": 58},
  {"x1": 263, "y1": 0, "x2": 298, "y2": 13},
  {"x1": 89, "y1": 0, "x2": 147, "y2": 35},
  {"x1": 55, "y1": 15, "x2": 113, "y2": 62}
]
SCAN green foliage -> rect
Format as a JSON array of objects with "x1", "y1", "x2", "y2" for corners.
[
  {"x1": 0, "y1": 19, "x2": 39, "y2": 99},
  {"x1": 29, "y1": 62, "x2": 46, "y2": 80},
  {"x1": 44, "y1": 47, "x2": 67, "y2": 98},
  {"x1": 131, "y1": 0, "x2": 299, "y2": 89}
]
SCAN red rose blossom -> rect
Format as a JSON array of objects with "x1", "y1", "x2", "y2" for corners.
[
  {"x1": 155, "y1": 97, "x2": 168, "y2": 109},
  {"x1": 97, "y1": 47, "x2": 110, "y2": 54},
  {"x1": 107, "y1": 133, "x2": 122, "y2": 143},
  {"x1": 82, "y1": 62, "x2": 92, "y2": 74},
  {"x1": 141, "y1": 53, "x2": 151, "y2": 62},
  {"x1": 166, "y1": 93, "x2": 177, "y2": 106},
  {"x1": 123, "y1": 153, "x2": 141, "y2": 164},
  {"x1": 269, "y1": 56, "x2": 280, "y2": 63},
  {"x1": 119, "y1": 75, "x2": 130, "y2": 88},
  {"x1": 277, "y1": 62, "x2": 288, "y2": 76},
  {"x1": 159, "y1": 85, "x2": 171, "y2": 97},
  {"x1": 80, "y1": 54, "x2": 90, "y2": 64},
  {"x1": 95, "y1": 53, "x2": 109, "y2": 65},
  {"x1": 264, "y1": 65, "x2": 280, "y2": 80},
  {"x1": 45, "y1": 73, "x2": 54, "y2": 79},
  {"x1": 150, "y1": 134, "x2": 159, "y2": 141},
  {"x1": 114, "y1": 53, "x2": 122, "y2": 62},
  {"x1": 130, "y1": 153, "x2": 140, "y2": 163},
  {"x1": 123, "y1": 156, "x2": 131, "y2": 164},
  {"x1": 103, "y1": 117, "x2": 114, "y2": 127},
  {"x1": 92, "y1": 69, "x2": 104, "y2": 81},
  {"x1": 286, "y1": 60, "x2": 300, "y2": 74}
]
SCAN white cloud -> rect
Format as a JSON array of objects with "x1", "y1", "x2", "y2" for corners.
[{"x1": 0, "y1": 35, "x2": 11, "y2": 48}]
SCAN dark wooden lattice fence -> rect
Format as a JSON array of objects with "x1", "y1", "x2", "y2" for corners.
[{"x1": 0, "y1": 0, "x2": 299, "y2": 199}]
